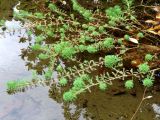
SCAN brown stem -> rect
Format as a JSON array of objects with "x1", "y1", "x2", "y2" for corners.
[{"x1": 130, "y1": 87, "x2": 147, "y2": 120}]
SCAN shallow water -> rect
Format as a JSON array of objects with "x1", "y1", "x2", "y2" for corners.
[
  {"x1": 0, "y1": 1, "x2": 160, "y2": 120},
  {"x1": 0, "y1": 19, "x2": 66, "y2": 120},
  {"x1": 0, "y1": 1, "x2": 65, "y2": 119}
]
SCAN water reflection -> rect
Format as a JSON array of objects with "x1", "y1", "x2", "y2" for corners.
[{"x1": 0, "y1": 20, "x2": 64, "y2": 120}]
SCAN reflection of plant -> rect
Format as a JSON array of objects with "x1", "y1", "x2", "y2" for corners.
[
  {"x1": 3, "y1": 0, "x2": 159, "y2": 102},
  {"x1": 7, "y1": 80, "x2": 29, "y2": 92},
  {"x1": 0, "y1": 20, "x2": 5, "y2": 26}
]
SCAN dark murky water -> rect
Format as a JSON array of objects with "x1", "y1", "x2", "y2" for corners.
[{"x1": 0, "y1": 0, "x2": 160, "y2": 120}]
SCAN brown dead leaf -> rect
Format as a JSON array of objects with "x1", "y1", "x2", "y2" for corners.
[
  {"x1": 145, "y1": 7, "x2": 160, "y2": 35},
  {"x1": 152, "y1": 6, "x2": 160, "y2": 12},
  {"x1": 158, "y1": 30, "x2": 160, "y2": 35},
  {"x1": 145, "y1": 20, "x2": 159, "y2": 25},
  {"x1": 147, "y1": 30, "x2": 158, "y2": 35},
  {"x1": 156, "y1": 13, "x2": 160, "y2": 21},
  {"x1": 153, "y1": 25, "x2": 160, "y2": 30},
  {"x1": 140, "y1": 44, "x2": 160, "y2": 53},
  {"x1": 147, "y1": 24, "x2": 160, "y2": 35}
]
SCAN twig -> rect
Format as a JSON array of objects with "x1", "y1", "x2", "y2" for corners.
[
  {"x1": 140, "y1": 0, "x2": 143, "y2": 6},
  {"x1": 130, "y1": 87, "x2": 147, "y2": 120}
]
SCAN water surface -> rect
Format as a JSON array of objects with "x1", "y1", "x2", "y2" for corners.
[
  {"x1": 0, "y1": 2, "x2": 64, "y2": 119},
  {"x1": 0, "y1": 1, "x2": 160, "y2": 120}
]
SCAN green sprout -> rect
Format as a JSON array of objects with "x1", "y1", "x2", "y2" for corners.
[
  {"x1": 61, "y1": 47, "x2": 76, "y2": 59},
  {"x1": 46, "y1": 30, "x2": 54, "y2": 37},
  {"x1": 80, "y1": 74, "x2": 90, "y2": 81},
  {"x1": 63, "y1": 90, "x2": 76, "y2": 102},
  {"x1": 82, "y1": 24, "x2": 88, "y2": 29},
  {"x1": 105, "y1": 5, "x2": 124, "y2": 26},
  {"x1": 138, "y1": 63, "x2": 150, "y2": 74},
  {"x1": 99, "y1": 82, "x2": 107, "y2": 91},
  {"x1": 117, "y1": 38, "x2": 123, "y2": 44},
  {"x1": 137, "y1": 32, "x2": 144, "y2": 38},
  {"x1": 54, "y1": 42, "x2": 76, "y2": 59},
  {"x1": 31, "y1": 44, "x2": 41, "y2": 51},
  {"x1": 98, "y1": 26, "x2": 105, "y2": 33},
  {"x1": 36, "y1": 24, "x2": 45, "y2": 30},
  {"x1": 35, "y1": 35, "x2": 45, "y2": 43},
  {"x1": 80, "y1": 35, "x2": 92, "y2": 42},
  {"x1": 38, "y1": 53, "x2": 49, "y2": 60},
  {"x1": 87, "y1": 45, "x2": 98, "y2": 53},
  {"x1": 48, "y1": 3, "x2": 57, "y2": 12},
  {"x1": 71, "y1": 0, "x2": 93, "y2": 20},
  {"x1": 145, "y1": 54, "x2": 153, "y2": 62},
  {"x1": 91, "y1": 31, "x2": 100, "y2": 36},
  {"x1": 73, "y1": 77, "x2": 85, "y2": 90},
  {"x1": 88, "y1": 26, "x2": 96, "y2": 31},
  {"x1": 44, "y1": 69, "x2": 53, "y2": 79},
  {"x1": 14, "y1": 10, "x2": 32, "y2": 19},
  {"x1": 27, "y1": 30, "x2": 33, "y2": 36},
  {"x1": 59, "y1": 78, "x2": 68, "y2": 86},
  {"x1": 83, "y1": 10, "x2": 92, "y2": 20},
  {"x1": 124, "y1": 34, "x2": 130, "y2": 41},
  {"x1": 143, "y1": 77, "x2": 154, "y2": 87},
  {"x1": 104, "y1": 55, "x2": 120, "y2": 68},
  {"x1": 125, "y1": 80, "x2": 134, "y2": 89},
  {"x1": 78, "y1": 45, "x2": 86, "y2": 52},
  {"x1": 56, "y1": 64, "x2": 63, "y2": 72},
  {"x1": 58, "y1": 16, "x2": 64, "y2": 20},
  {"x1": 103, "y1": 37, "x2": 114, "y2": 48},
  {"x1": 34, "y1": 12, "x2": 45, "y2": 19}
]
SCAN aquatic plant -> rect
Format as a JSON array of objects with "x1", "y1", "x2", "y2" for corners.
[
  {"x1": 3, "y1": 0, "x2": 159, "y2": 103},
  {"x1": 143, "y1": 77, "x2": 154, "y2": 87},
  {"x1": 59, "y1": 78, "x2": 68, "y2": 86},
  {"x1": 104, "y1": 55, "x2": 120, "y2": 68},
  {"x1": 124, "y1": 34, "x2": 130, "y2": 41},
  {"x1": 105, "y1": 5, "x2": 124, "y2": 26},
  {"x1": 145, "y1": 54, "x2": 153, "y2": 62},
  {"x1": 137, "y1": 32, "x2": 144, "y2": 38},
  {"x1": 71, "y1": 0, "x2": 93, "y2": 20},
  {"x1": 103, "y1": 37, "x2": 115, "y2": 48},
  {"x1": 125, "y1": 80, "x2": 134, "y2": 89},
  {"x1": 99, "y1": 82, "x2": 107, "y2": 91},
  {"x1": 63, "y1": 90, "x2": 76, "y2": 102},
  {"x1": 138, "y1": 63, "x2": 150, "y2": 74}
]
